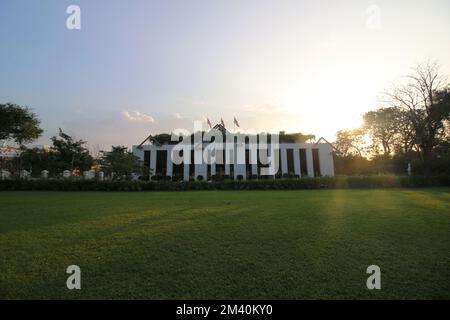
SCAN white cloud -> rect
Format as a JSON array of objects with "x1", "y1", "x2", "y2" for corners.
[
  {"x1": 123, "y1": 111, "x2": 155, "y2": 123},
  {"x1": 173, "y1": 112, "x2": 183, "y2": 119}
]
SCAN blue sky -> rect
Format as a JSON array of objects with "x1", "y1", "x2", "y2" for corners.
[{"x1": 1, "y1": 0, "x2": 449, "y2": 150}]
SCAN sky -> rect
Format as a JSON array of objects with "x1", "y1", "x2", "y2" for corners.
[{"x1": 1, "y1": 0, "x2": 450, "y2": 150}]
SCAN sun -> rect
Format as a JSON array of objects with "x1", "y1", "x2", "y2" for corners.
[{"x1": 274, "y1": 65, "x2": 379, "y2": 139}]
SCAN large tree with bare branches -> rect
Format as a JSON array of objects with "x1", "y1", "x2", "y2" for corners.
[{"x1": 386, "y1": 61, "x2": 450, "y2": 175}]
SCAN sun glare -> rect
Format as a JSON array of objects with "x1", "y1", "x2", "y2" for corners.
[{"x1": 271, "y1": 63, "x2": 380, "y2": 139}]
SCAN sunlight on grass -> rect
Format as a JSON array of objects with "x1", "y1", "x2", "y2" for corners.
[{"x1": 0, "y1": 189, "x2": 449, "y2": 299}]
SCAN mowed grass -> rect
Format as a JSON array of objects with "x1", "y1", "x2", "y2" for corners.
[{"x1": 0, "y1": 189, "x2": 449, "y2": 299}]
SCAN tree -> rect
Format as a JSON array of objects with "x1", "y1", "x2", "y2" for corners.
[
  {"x1": 363, "y1": 107, "x2": 400, "y2": 156},
  {"x1": 334, "y1": 129, "x2": 367, "y2": 157},
  {"x1": 385, "y1": 61, "x2": 450, "y2": 175},
  {"x1": 392, "y1": 109, "x2": 418, "y2": 155},
  {"x1": 0, "y1": 103, "x2": 43, "y2": 145},
  {"x1": 51, "y1": 128, "x2": 93, "y2": 172},
  {"x1": 279, "y1": 132, "x2": 316, "y2": 143},
  {"x1": 99, "y1": 146, "x2": 143, "y2": 180},
  {"x1": 21, "y1": 147, "x2": 55, "y2": 175}
]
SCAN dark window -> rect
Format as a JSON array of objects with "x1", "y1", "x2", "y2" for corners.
[
  {"x1": 173, "y1": 150, "x2": 183, "y2": 176},
  {"x1": 156, "y1": 150, "x2": 167, "y2": 176},
  {"x1": 278, "y1": 149, "x2": 282, "y2": 175},
  {"x1": 245, "y1": 149, "x2": 251, "y2": 177},
  {"x1": 299, "y1": 149, "x2": 307, "y2": 175},
  {"x1": 190, "y1": 150, "x2": 195, "y2": 178},
  {"x1": 144, "y1": 151, "x2": 151, "y2": 169},
  {"x1": 215, "y1": 149, "x2": 225, "y2": 176},
  {"x1": 206, "y1": 149, "x2": 211, "y2": 180},
  {"x1": 286, "y1": 149, "x2": 294, "y2": 174},
  {"x1": 312, "y1": 148, "x2": 321, "y2": 176}
]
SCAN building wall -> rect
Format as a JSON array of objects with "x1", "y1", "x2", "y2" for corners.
[{"x1": 132, "y1": 143, "x2": 334, "y2": 181}]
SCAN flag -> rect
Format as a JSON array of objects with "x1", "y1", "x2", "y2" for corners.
[
  {"x1": 234, "y1": 117, "x2": 240, "y2": 128},
  {"x1": 221, "y1": 118, "x2": 225, "y2": 127},
  {"x1": 206, "y1": 117, "x2": 212, "y2": 129}
]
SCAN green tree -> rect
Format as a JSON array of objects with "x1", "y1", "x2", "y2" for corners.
[
  {"x1": 0, "y1": 103, "x2": 43, "y2": 145},
  {"x1": 99, "y1": 146, "x2": 144, "y2": 180},
  {"x1": 51, "y1": 128, "x2": 93, "y2": 172},
  {"x1": 21, "y1": 147, "x2": 55, "y2": 175}
]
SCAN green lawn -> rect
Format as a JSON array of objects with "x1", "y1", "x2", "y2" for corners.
[{"x1": 0, "y1": 189, "x2": 449, "y2": 299}]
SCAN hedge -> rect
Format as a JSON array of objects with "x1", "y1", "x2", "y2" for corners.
[{"x1": 0, "y1": 175, "x2": 449, "y2": 191}]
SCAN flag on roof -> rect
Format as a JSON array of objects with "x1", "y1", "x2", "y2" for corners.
[
  {"x1": 233, "y1": 117, "x2": 240, "y2": 128},
  {"x1": 220, "y1": 118, "x2": 225, "y2": 128},
  {"x1": 206, "y1": 118, "x2": 212, "y2": 129}
]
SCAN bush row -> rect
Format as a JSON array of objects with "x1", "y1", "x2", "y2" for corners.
[{"x1": 0, "y1": 175, "x2": 449, "y2": 191}]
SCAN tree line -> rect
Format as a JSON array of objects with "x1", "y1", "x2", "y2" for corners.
[
  {"x1": 0, "y1": 108, "x2": 144, "y2": 180},
  {"x1": 1, "y1": 61, "x2": 449, "y2": 178},
  {"x1": 334, "y1": 61, "x2": 449, "y2": 176}
]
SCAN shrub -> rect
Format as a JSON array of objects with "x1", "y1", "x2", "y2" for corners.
[{"x1": 0, "y1": 175, "x2": 448, "y2": 191}]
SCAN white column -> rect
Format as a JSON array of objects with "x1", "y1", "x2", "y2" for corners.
[
  {"x1": 250, "y1": 146, "x2": 258, "y2": 176},
  {"x1": 306, "y1": 147, "x2": 314, "y2": 177},
  {"x1": 183, "y1": 163, "x2": 190, "y2": 181},
  {"x1": 209, "y1": 149, "x2": 216, "y2": 177},
  {"x1": 225, "y1": 148, "x2": 232, "y2": 176},
  {"x1": 235, "y1": 142, "x2": 246, "y2": 180},
  {"x1": 150, "y1": 149, "x2": 157, "y2": 177},
  {"x1": 318, "y1": 145, "x2": 334, "y2": 176},
  {"x1": 195, "y1": 164, "x2": 207, "y2": 180},
  {"x1": 293, "y1": 148, "x2": 301, "y2": 177},
  {"x1": 235, "y1": 164, "x2": 246, "y2": 179},
  {"x1": 184, "y1": 148, "x2": 193, "y2": 181},
  {"x1": 194, "y1": 147, "x2": 207, "y2": 180}
]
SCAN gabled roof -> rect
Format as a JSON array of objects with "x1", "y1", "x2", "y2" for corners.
[
  {"x1": 211, "y1": 123, "x2": 229, "y2": 135},
  {"x1": 314, "y1": 137, "x2": 335, "y2": 149}
]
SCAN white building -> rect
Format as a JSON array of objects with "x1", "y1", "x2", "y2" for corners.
[{"x1": 132, "y1": 125, "x2": 334, "y2": 181}]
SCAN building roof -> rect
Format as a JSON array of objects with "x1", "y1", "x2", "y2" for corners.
[{"x1": 136, "y1": 123, "x2": 319, "y2": 147}]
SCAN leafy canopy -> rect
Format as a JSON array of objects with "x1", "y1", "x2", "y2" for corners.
[{"x1": 0, "y1": 103, "x2": 43, "y2": 145}]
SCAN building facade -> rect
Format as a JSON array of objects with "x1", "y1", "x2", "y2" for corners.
[{"x1": 132, "y1": 127, "x2": 334, "y2": 181}]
